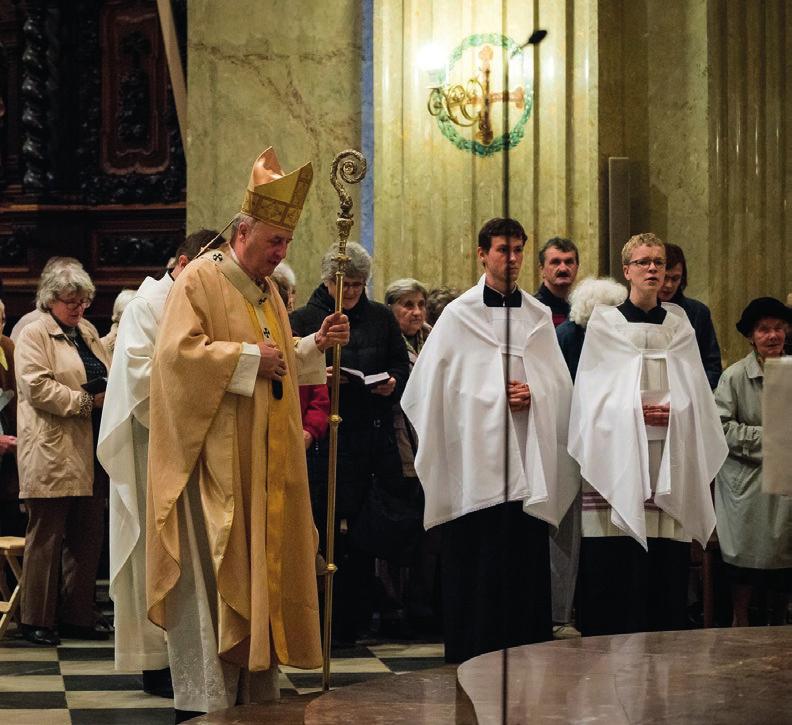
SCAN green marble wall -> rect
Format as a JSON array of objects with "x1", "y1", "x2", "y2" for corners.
[{"x1": 186, "y1": 0, "x2": 362, "y2": 306}]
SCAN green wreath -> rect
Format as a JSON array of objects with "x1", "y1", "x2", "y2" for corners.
[{"x1": 435, "y1": 33, "x2": 533, "y2": 157}]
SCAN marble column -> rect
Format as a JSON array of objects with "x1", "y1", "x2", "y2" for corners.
[
  {"x1": 372, "y1": 0, "x2": 600, "y2": 298},
  {"x1": 186, "y1": 0, "x2": 363, "y2": 304}
]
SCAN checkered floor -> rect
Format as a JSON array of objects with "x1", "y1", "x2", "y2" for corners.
[{"x1": 0, "y1": 629, "x2": 445, "y2": 724}]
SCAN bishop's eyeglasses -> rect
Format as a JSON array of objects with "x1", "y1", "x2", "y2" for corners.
[{"x1": 627, "y1": 257, "x2": 666, "y2": 269}]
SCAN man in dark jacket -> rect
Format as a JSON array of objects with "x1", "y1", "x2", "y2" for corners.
[
  {"x1": 658, "y1": 243, "x2": 722, "y2": 388},
  {"x1": 534, "y1": 237, "x2": 579, "y2": 327},
  {"x1": 290, "y1": 242, "x2": 410, "y2": 644}
]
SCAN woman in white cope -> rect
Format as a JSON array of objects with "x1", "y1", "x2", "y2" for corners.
[
  {"x1": 401, "y1": 218, "x2": 578, "y2": 664},
  {"x1": 714, "y1": 297, "x2": 792, "y2": 627},
  {"x1": 569, "y1": 233, "x2": 728, "y2": 636}
]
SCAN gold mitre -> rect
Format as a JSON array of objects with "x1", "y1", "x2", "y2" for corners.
[{"x1": 240, "y1": 147, "x2": 313, "y2": 232}]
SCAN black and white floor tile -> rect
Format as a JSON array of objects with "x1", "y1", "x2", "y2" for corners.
[{"x1": 0, "y1": 629, "x2": 445, "y2": 724}]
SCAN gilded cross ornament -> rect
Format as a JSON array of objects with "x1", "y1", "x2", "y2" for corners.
[{"x1": 423, "y1": 32, "x2": 546, "y2": 157}]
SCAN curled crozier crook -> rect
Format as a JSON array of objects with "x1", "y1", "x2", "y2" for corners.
[{"x1": 330, "y1": 149, "x2": 367, "y2": 227}]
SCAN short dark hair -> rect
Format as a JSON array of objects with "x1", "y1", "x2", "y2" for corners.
[
  {"x1": 663, "y1": 243, "x2": 688, "y2": 292},
  {"x1": 426, "y1": 285, "x2": 460, "y2": 326},
  {"x1": 538, "y1": 237, "x2": 579, "y2": 266},
  {"x1": 175, "y1": 229, "x2": 224, "y2": 261},
  {"x1": 477, "y1": 218, "x2": 527, "y2": 252}
]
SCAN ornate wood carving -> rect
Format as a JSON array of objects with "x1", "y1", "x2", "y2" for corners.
[
  {"x1": 0, "y1": 0, "x2": 186, "y2": 330},
  {"x1": 19, "y1": 0, "x2": 49, "y2": 193},
  {"x1": 0, "y1": 223, "x2": 31, "y2": 266},
  {"x1": 97, "y1": 230, "x2": 181, "y2": 267},
  {"x1": 101, "y1": 0, "x2": 168, "y2": 173},
  {"x1": 76, "y1": 0, "x2": 184, "y2": 204}
]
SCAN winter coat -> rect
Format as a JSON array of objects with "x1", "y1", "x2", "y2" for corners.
[
  {"x1": 290, "y1": 284, "x2": 409, "y2": 521},
  {"x1": 669, "y1": 291, "x2": 722, "y2": 388},
  {"x1": 15, "y1": 315, "x2": 110, "y2": 498},
  {"x1": 714, "y1": 351, "x2": 792, "y2": 569},
  {"x1": 0, "y1": 335, "x2": 18, "y2": 500}
]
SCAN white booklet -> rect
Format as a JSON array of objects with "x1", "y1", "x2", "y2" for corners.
[{"x1": 340, "y1": 367, "x2": 390, "y2": 389}]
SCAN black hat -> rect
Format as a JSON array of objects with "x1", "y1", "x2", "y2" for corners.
[{"x1": 736, "y1": 297, "x2": 792, "y2": 337}]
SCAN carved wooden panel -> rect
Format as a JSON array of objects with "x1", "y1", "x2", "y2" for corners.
[
  {"x1": 0, "y1": 0, "x2": 186, "y2": 333},
  {"x1": 76, "y1": 0, "x2": 184, "y2": 204},
  {"x1": 100, "y1": 0, "x2": 169, "y2": 174}
]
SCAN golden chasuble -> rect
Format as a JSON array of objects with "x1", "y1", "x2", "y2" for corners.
[{"x1": 146, "y1": 244, "x2": 321, "y2": 672}]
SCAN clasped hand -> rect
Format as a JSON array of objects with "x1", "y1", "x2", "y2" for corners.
[
  {"x1": 643, "y1": 403, "x2": 670, "y2": 427},
  {"x1": 0, "y1": 434, "x2": 16, "y2": 455},
  {"x1": 257, "y1": 339, "x2": 286, "y2": 380},
  {"x1": 507, "y1": 381, "x2": 531, "y2": 413}
]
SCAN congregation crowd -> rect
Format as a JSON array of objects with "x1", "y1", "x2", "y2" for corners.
[{"x1": 0, "y1": 148, "x2": 790, "y2": 721}]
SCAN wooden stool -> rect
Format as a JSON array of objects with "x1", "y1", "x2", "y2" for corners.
[{"x1": 0, "y1": 536, "x2": 25, "y2": 638}]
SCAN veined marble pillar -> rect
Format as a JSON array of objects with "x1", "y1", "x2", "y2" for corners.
[
  {"x1": 372, "y1": 0, "x2": 599, "y2": 298},
  {"x1": 186, "y1": 0, "x2": 363, "y2": 304}
]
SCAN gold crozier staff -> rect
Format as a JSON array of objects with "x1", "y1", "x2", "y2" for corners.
[{"x1": 322, "y1": 150, "x2": 368, "y2": 691}]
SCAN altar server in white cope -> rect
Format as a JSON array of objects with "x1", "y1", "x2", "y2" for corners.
[
  {"x1": 569, "y1": 233, "x2": 727, "y2": 636},
  {"x1": 402, "y1": 217, "x2": 577, "y2": 664},
  {"x1": 97, "y1": 230, "x2": 215, "y2": 696}
]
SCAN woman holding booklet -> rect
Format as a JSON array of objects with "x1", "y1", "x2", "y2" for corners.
[{"x1": 290, "y1": 241, "x2": 409, "y2": 646}]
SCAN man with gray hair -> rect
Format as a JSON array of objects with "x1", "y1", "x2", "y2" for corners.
[{"x1": 145, "y1": 149, "x2": 349, "y2": 720}]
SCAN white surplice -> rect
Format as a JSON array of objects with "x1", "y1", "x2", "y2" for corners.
[
  {"x1": 401, "y1": 277, "x2": 578, "y2": 530},
  {"x1": 568, "y1": 303, "x2": 728, "y2": 549},
  {"x1": 97, "y1": 274, "x2": 172, "y2": 671}
]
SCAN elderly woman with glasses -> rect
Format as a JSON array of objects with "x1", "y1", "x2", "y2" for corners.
[
  {"x1": 290, "y1": 242, "x2": 409, "y2": 645},
  {"x1": 14, "y1": 264, "x2": 111, "y2": 645},
  {"x1": 715, "y1": 297, "x2": 792, "y2": 627}
]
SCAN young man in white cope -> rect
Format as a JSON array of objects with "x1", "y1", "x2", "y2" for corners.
[
  {"x1": 569, "y1": 232, "x2": 728, "y2": 636},
  {"x1": 401, "y1": 217, "x2": 577, "y2": 663},
  {"x1": 97, "y1": 230, "x2": 217, "y2": 697}
]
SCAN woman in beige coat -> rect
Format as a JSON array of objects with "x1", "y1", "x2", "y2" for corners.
[{"x1": 15, "y1": 264, "x2": 111, "y2": 645}]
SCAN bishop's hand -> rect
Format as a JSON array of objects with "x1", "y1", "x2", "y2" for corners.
[
  {"x1": 507, "y1": 381, "x2": 531, "y2": 413},
  {"x1": 315, "y1": 312, "x2": 350, "y2": 352},
  {"x1": 257, "y1": 339, "x2": 286, "y2": 380}
]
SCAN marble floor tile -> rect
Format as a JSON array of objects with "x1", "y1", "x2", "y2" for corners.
[
  {"x1": 0, "y1": 674, "x2": 64, "y2": 692},
  {"x1": 63, "y1": 674, "x2": 145, "y2": 691},
  {"x1": 57, "y1": 646, "x2": 115, "y2": 661},
  {"x1": 57, "y1": 638, "x2": 115, "y2": 649},
  {"x1": 0, "y1": 708, "x2": 71, "y2": 724},
  {"x1": 59, "y1": 660, "x2": 125, "y2": 676},
  {"x1": 70, "y1": 707, "x2": 174, "y2": 724},
  {"x1": 66, "y1": 690, "x2": 174, "y2": 708},
  {"x1": 288, "y1": 671, "x2": 392, "y2": 691},
  {"x1": 368, "y1": 643, "x2": 444, "y2": 658},
  {"x1": 281, "y1": 657, "x2": 390, "y2": 675},
  {"x1": 0, "y1": 660, "x2": 60, "y2": 676},
  {"x1": 380, "y1": 656, "x2": 446, "y2": 673},
  {"x1": 0, "y1": 690, "x2": 67, "y2": 708},
  {"x1": 0, "y1": 647, "x2": 59, "y2": 662}
]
